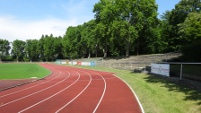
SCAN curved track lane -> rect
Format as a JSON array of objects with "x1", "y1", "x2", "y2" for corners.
[{"x1": 0, "y1": 63, "x2": 143, "y2": 113}]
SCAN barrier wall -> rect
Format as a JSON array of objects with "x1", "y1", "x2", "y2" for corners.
[
  {"x1": 69, "y1": 61, "x2": 77, "y2": 65},
  {"x1": 151, "y1": 64, "x2": 170, "y2": 76},
  {"x1": 68, "y1": 61, "x2": 96, "y2": 66},
  {"x1": 55, "y1": 60, "x2": 67, "y2": 64}
]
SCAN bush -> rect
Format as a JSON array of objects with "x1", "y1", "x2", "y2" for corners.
[{"x1": 2, "y1": 56, "x2": 14, "y2": 61}]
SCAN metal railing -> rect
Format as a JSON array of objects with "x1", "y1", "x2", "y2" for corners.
[{"x1": 159, "y1": 62, "x2": 201, "y2": 81}]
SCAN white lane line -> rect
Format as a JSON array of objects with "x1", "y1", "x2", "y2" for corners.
[
  {"x1": 18, "y1": 71, "x2": 80, "y2": 113},
  {"x1": 92, "y1": 72, "x2": 107, "y2": 113},
  {"x1": 55, "y1": 70, "x2": 92, "y2": 113},
  {"x1": 0, "y1": 70, "x2": 69, "y2": 108},
  {"x1": 113, "y1": 74, "x2": 145, "y2": 113},
  {"x1": 0, "y1": 66, "x2": 71, "y2": 98}
]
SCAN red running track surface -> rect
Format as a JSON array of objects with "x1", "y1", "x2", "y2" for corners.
[{"x1": 0, "y1": 63, "x2": 143, "y2": 113}]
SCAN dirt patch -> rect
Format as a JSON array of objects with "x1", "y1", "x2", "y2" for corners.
[{"x1": 0, "y1": 79, "x2": 37, "y2": 91}]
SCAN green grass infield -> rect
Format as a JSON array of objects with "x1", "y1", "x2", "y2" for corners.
[{"x1": 0, "y1": 63, "x2": 51, "y2": 79}]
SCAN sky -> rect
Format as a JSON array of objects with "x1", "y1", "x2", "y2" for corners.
[{"x1": 0, "y1": 0, "x2": 181, "y2": 42}]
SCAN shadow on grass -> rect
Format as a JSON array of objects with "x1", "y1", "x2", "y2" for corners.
[{"x1": 144, "y1": 74, "x2": 201, "y2": 105}]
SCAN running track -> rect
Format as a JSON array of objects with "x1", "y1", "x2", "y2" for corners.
[{"x1": 0, "y1": 63, "x2": 143, "y2": 113}]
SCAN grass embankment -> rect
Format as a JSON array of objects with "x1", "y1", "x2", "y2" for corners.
[
  {"x1": 0, "y1": 63, "x2": 50, "y2": 79},
  {"x1": 72, "y1": 65, "x2": 201, "y2": 113}
]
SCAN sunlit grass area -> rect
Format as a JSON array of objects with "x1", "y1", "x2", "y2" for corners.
[{"x1": 0, "y1": 63, "x2": 50, "y2": 79}]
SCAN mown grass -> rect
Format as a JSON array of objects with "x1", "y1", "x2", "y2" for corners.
[
  {"x1": 70, "y1": 65, "x2": 201, "y2": 113},
  {"x1": 0, "y1": 63, "x2": 50, "y2": 79}
]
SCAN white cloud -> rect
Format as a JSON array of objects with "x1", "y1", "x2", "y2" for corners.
[
  {"x1": 60, "y1": 0, "x2": 97, "y2": 23},
  {"x1": 0, "y1": 16, "x2": 78, "y2": 42},
  {"x1": 0, "y1": 0, "x2": 99, "y2": 42}
]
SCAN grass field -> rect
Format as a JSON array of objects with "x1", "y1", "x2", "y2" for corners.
[
  {"x1": 0, "y1": 63, "x2": 50, "y2": 79},
  {"x1": 72, "y1": 65, "x2": 201, "y2": 113}
]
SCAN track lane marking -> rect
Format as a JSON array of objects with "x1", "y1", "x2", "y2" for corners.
[
  {"x1": 113, "y1": 74, "x2": 145, "y2": 113},
  {"x1": 0, "y1": 70, "x2": 70, "y2": 108},
  {"x1": 56, "y1": 68, "x2": 107, "y2": 113},
  {"x1": 55, "y1": 70, "x2": 92, "y2": 113},
  {"x1": 0, "y1": 64, "x2": 59, "y2": 97},
  {"x1": 0, "y1": 65, "x2": 71, "y2": 98},
  {"x1": 18, "y1": 71, "x2": 80, "y2": 113},
  {"x1": 91, "y1": 71, "x2": 107, "y2": 113}
]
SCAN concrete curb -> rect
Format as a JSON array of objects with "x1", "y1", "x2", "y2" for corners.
[{"x1": 0, "y1": 71, "x2": 52, "y2": 92}]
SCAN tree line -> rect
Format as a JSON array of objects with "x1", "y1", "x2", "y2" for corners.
[{"x1": 0, "y1": 0, "x2": 201, "y2": 62}]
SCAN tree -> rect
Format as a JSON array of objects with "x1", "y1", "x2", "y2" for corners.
[
  {"x1": 110, "y1": 20, "x2": 137, "y2": 57},
  {"x1": 0, "y1": 39, "x2": 11, "y2": 61},
  {"x1": 129, "y1": 0, "x2": 158, "y2": 54},
  {"x1": 93, "y1": 0, "x2": 116, "y2": 58},
  {"x1": 179, "y1": 12, "x2": 201, "y2": 61},
  {"x1": 54, "y1": 36, "x2": 63, "y2": 59},
  {"x1": 93, "y1": 0, "x2": 158, "y2": 57},
  {"x1": 81, "y1": 20, "x2": 97, "y2": 58},
  {"x1": 43, "y1": 34, "x2": 58, "y2": 61},
  {"x1": 93, "y1": 22, "x2": 108, "y2": 58},
  {"x1": 160, "y1": 11, "x2": 174, "y2": 52},
  {"x1": 37, "y1": 35, "x2": 45, "y2": 61},
  {"x1": 167, "y1": 0, "x2": 201, "y2": 51},
  {"x1": 62, "y1": 26, "x2": 81, "y2": 59},
  {"x1": 12, "y1": 39, "x2": 26, "y2": 62},
  {"x1": 179, "y1": 12, "x2": 201, "y2": 42},
  {"x1": 25, "y1": 39, "x2": 39, "y2": 61},
  {"x1": 144, "y1": 20, "x2": 166, "y2": 54}
]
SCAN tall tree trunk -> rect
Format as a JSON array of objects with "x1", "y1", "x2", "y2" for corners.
[
  {"x1": 136, "y1": 38, "x2": 140, "y2": 55},
  {"x1": 17, "y1": 56, "x2": 19, "y2": 62},
  {"x1": 88, "y1": 52, "x2": 91, "y2": 58},
  {"x1": 103, "y1": 48, "x2": 107, "y2": 59},
  {"x1": 125, "y1": 42, "x2": 130, "y2": 57},
  {"x1": 0, "y1": 53, "x2": 2, "y2": 62},
  {"x1": 95, "y1": 44, "x2": 98, "y2": 57}
]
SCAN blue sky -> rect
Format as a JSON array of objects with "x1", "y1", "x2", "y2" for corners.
[{"x1": 0, "y1": 0, "x2": 180, "y2": 42}]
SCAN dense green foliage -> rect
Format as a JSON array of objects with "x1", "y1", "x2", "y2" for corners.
[
  {"x1": 0, "y1": 39, "x2": 10, "y2": 62},
  {"x1": 93, "y1": 0, "x2": 159, "y2": 57},
  {"x1": 0, "y1": 63, "x2": 50, "y2": 79},
  {"x1": 0, "y1": 0, "x2": 200, "y2": 61},
  {"x1": 160, "y1": 0, "x2": 201, "y2": 61},
  {"x1": 12, "y1": 40, "x2": 26, "y2": 62}
]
